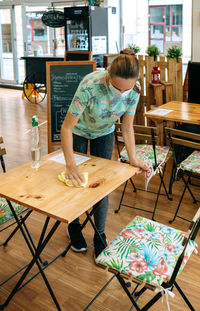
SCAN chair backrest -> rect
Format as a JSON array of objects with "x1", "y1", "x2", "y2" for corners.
[
  {"x1": 0, "y1": 137, "x2": 6, "y2": 173},
  {"x1": 165, "y1": 207, "x2": 200, "y2": 288},
  {"x1": 115, "y1": 122, "x2": 158, "y2": 161},
  {"x1": 165, "y1": 127, "x2": 200, "y2": 166}
]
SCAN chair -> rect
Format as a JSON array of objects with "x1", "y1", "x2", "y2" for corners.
[
  {"x1": 88, "y1": 207, "x2": 200, "y2": 311},
  {"x1": 0, "y1": 137, "x2": 29, "y2": 245},
  {"x1": 114, "y1": 123, "x2": 172, "y2": 220},
  {"x1": 166, "y1": 127, "x2": 200, "y2": 224}
]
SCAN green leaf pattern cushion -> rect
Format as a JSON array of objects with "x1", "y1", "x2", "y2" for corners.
[
  {"x1": 96, "y1": 216, "x2": 197, "y2": 287},
  {"x1": 120, "y1": 145, "x2": 169, "y2": 166},
  {"x1": 0, "y1": 197, "x2": 26, "y2": 225},
  {"x1": 179, "y1": 150, "x2": 200, "y2": 174}
]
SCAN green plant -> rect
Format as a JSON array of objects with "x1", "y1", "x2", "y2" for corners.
[
  {"x1": 166, "y1": 45, "x2": 182, "y2": 60},
  {"x1": 128, "y1": 43, "x2": 141, "y2": 54},
  {"x1": 84, "y1": 0, "x2": 103, "y2": 5},
  {"x1": 146, "y1": 45, "x2": 160, "y2": 58}
]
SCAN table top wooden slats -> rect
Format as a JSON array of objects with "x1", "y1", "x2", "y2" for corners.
[{"x1": 0, "y1": 150, "x2": 138, "y2": 224}]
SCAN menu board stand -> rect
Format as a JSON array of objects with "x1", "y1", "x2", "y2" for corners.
[{"x1": 46, "y1": 61, "x2": 96, "y2": 153}]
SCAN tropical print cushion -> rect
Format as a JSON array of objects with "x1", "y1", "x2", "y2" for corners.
[
  {"x1": 0, "y1": 197, "x2": 26, "y2": 225},
  {"x1": 179, "y1": 150, "x2": 200, "y2": 174},
  {"x1": 96, "y1": 216, "x2": 197, "y2": 287},
  {"x1": 120, "y1": 145, "x2": 169, "y2": 166}
]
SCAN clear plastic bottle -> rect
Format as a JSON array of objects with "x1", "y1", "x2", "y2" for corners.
[{"x1": 31, "y1": 115, "x2": 41, "y2": 168}]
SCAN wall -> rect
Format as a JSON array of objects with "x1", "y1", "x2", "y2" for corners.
[
  {"x1": 122, "y1": 0, "x2": 148, "y2": 54},
  {"x1": 191, "y1": 0, "x2": 200, "y2": 61},
  {"x1": 182, "y1": 0, "x2": 192, "y2": 59},
  {"x1": 107, "y1": 0, "x2": 120, "y2": 53}
]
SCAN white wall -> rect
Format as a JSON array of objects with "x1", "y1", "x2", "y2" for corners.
[
  {"x1": 182, "y1": 0, "x2": 192, "y2": 59},
  {"x1": 191, "y1": 0, "x2": 200, "y2": 61},
  {"x1": 107, "y1": 0, "x2": 120, "y2": 53},
  {"x1": 122, "y1": 0, "x2": 148, "y2": 54}
]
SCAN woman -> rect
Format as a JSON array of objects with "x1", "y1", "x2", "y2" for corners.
[{"x1": 61, "y1": 48, "x2": 148, "y2": 259}]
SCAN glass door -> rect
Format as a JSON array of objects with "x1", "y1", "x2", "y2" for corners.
[
  {"x1": 0, "y1": 7, "x2": 16, "y2": 82},
  {"x1": 22, "y1": 5, "x2": 51, "y2": 56}
]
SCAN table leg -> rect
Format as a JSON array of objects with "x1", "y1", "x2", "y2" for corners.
[{"x1": 0, "y1": 201, "x2": 62, "y2": 311}]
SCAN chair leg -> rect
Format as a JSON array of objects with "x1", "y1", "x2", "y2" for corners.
[
  {"x1": 159, "y1": 165, "x2": 172, "y2": 201},
  {"x1": 174, "y1": 281, "x2": 195, "y2": 311},
  {"x1": 168, "y1": 161, "x2": 176, "y2": 195},
  {"x1": 169, "y1": 175, "x2": 197, "y2": 224},
  {"x1": 182, "y1": 175, "x2": 197, "y2": 204},
  {"x1": 152, "y1": 178, "x2": 162, "y2": 221},
  {"x1": 152, "y1": 167, "x2": 172, "y2": 221},
  {"x1": 130, "y1": 178, "x2": 137, "y2": 192},
  {"x1": 116, "y1": 274, "x2": 141, "y2": 311},
  {"x1": 115, "y1": 180, "x2": 129, "y2": 214}
]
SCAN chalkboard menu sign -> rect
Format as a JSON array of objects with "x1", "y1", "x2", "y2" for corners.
[{"x1": 46, "y1": 61, "x2": 96, "y2": 152}]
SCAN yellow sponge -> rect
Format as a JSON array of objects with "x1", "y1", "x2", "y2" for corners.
[{"x1": 58, "y1": 171, "x2": 88, "y2": 187}]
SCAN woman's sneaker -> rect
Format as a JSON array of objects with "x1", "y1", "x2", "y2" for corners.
[
  {"x1": 93, "y1": 232, "x2": 107, "y2": 260},
  {"x1": 67, "y1": 223, "x2": 87, "y2": 252}
]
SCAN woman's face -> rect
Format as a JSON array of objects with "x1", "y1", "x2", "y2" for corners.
[{"x1": 109, "y1": 75, "x2": 137, "y2": 93}]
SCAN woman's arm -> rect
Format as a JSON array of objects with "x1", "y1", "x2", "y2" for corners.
[
  {"x1": 61, "y1": 112, "x2": 85, "y2": 186},
  {"x1": 121, "y1": 114, "x2": 148, "y2": 173}
]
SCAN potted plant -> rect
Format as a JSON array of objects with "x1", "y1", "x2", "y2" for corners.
[
  {"x1": 128, "y1": 43, "x2": 141, "y2": 54},
  {"x1": 166, "y1": 45, "x2": 182, "y2": 61},
  {"x1": 146, "y1": 45, "x2": 160, "y2": 60},
  {"x1": 85, "y1": 0, "x2": 103, "y2": 6}
]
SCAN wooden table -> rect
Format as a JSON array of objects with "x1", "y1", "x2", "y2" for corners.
[
  {"x1": 144, "y1": 101, "x2": 200, "y2": 144},
  {"x1": 0, "y1": 150, "x2": 138, "y2": 310}
]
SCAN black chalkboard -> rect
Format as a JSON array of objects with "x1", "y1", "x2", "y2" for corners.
[{"x1": 46, "y1": 61, "x2": 96, "y2": 152}]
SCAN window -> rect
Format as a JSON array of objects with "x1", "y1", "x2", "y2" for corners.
[{"x1": 149, "y1": 5, "x2": 182, "y2": 54}]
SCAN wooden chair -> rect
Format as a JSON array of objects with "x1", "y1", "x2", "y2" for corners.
[
  {"x1": 114, "y1": 123, "x2": 172, "y2": 220},
  {"x1": 166, "y1": 127, "x2": 200, "y2": 224},
  {"x1": 86, "y1": 207, "x2": 200, "y2": 311}
]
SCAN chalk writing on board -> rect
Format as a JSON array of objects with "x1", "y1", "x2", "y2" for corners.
[{"x1": 48, "y1": 62, "x2": 95, "y2": 143}]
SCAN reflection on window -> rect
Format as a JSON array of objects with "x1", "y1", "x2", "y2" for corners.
[
  {"x1": 151, "y1": 25, "x2": 164, "y2": 39},
  {"x1": 150, "y1": 7, "x2": 164, "y2": 23},
  {"x1": 150, "y1": 39, "x2": 163, "y2": 53},
  {"x1": 172, "y1": 27, "x2": 182, "y2": 42},
  {"x1": 173, "y1": 5, "x2": 182, "y2": 25},
  {"x1": 26, "y1": 11, "x2": 48, "y2": 55},
  {"x1": 33, "y1": 29, "x2": 47, "y2": 41},
  {"x1": 166, "y1": 6, "x2": 170, "y2": 26},
  {"x1": 166, "y1": 27, "x2": 171, "y2": 42}
]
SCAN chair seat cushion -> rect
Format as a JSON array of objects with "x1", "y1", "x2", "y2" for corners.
[
  {"x1": 96, "y1": 216, "x2": 197, "y2": 287},
  {"x1": 0, "y1": 197, "x2": 26, "y2": 226},
  {"x1": 179, "y1": 150, "x2": 200, "y2": 174},
  {"x1": 120, "y1": 145, "x2": 170, "y2": 166}
]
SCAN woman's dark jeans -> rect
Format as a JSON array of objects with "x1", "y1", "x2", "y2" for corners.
[{"x1": 72, "y1": 132, "x2": 114, "y2": 235}]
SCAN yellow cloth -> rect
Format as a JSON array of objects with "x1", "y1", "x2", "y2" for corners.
[{"x1": 58, "y1": 171, "x2": 88, "y2": 187}]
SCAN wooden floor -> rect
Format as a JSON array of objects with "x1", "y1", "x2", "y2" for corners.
[{"x1": 0, "y1": 88, "x2": 199, "y2": 311}]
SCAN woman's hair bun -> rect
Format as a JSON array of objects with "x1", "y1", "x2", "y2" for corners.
[{"x1": 120, "y1": 48, "x2": 136, "y2": 56}]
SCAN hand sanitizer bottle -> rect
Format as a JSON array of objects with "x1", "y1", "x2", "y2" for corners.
[{"x1": 31, "y1": 115, "x2": 41, "y2": 168}]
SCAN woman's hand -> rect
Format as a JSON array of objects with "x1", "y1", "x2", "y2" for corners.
[
  {"x1": 130, "y1": 158, "x2": 149, "y2": 176},
  {"x1": 65, "y1": 164, "x2": 85, "y2": 187}
]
